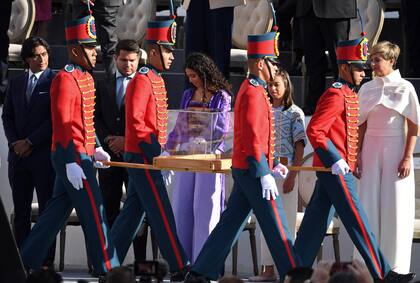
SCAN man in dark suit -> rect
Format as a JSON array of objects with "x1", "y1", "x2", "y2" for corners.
[
  {"x1": 296, "y1": 0, "x2": 356, "y2": 115},
  {"x1": 95, "y1": 39, "x2": 149, "y2": 262},
  {"x1": 2, "y1": 36, "x2": 55, "y2": 268}
]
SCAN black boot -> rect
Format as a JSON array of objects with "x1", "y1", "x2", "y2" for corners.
[
  {"x1": 184, "y1": 270, "x2": 211, "y2": 283},
  {"x1": 376, "y1": 271, "x2": 416, "y2": 283},
  {"x1": 170, "y1": 265, "x2": 191, "y2": 282},
  {"x1": 98, "y1": 274, "x2": 107, "y2": 283}
]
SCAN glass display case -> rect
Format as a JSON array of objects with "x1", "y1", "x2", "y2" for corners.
[
  {"x1": 153, "y1": 108, "x2": 234, "y2": 173},
  {"x1": 165, "y1": 108, "x2": 233, "y2": 155}
]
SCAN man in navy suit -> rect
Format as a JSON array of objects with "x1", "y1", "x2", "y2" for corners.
[{"x1": 2, "y1": 36, "x2": 56, "y2": 268}]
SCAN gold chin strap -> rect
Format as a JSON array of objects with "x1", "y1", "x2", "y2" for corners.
[
  {"x1": 80, "y1": 44, "x2": 94, "y2": 71},
  {"x1": 264, "y1": 58, "x2": 274, "y2": 82},
  {"x1": 158, "y1": 44, "x2": 168, "y2": 72},
  {"x1": 348, "y1": 64, "x2": 358, "y2": 90}
]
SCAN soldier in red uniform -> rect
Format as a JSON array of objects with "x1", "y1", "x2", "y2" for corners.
[
  {"x1": 293, "y1": 35, "x2": 415, "y2": 282},
  {"x1": 110, "y1": 15, "x2": 189, "y2": 280},
  {"x1": 185, "y1": 30, "x2": 300, "y2": 282},
  {"x1": 20, "y1": 14, "x2": 120, "y2": 278}
]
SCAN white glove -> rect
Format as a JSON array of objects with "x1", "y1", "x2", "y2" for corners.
[
  {"x1": 160, "y1": 150, "x2": 174, "y2": 186},
  {"x1": 331, "y1": 159, "x2": 350, "y2": 175},
  {"x1": 160, "y1": 150, "x2": 170, "y2": 157},
  {"x1": 162, "y1": 169, "x2": 175, "y2": 187},
  {"x1": 260, "y1": 174, "x2": 279, "y2": 200},
  {"x1": 94, "y1": 147, "x2": 111, "y2": 169},
  {"x1": 66, "y1": 162, "x2": 87, "y2": 190},
  {"x1": 273, "y1": 163, "x2": 289, "y2": 179}
]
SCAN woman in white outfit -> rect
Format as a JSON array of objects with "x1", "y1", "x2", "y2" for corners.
[
  {"x1": 354, "y1": 41, "x2": 420, "y2": 273},
  {"x1": 249, "y1": 67, "x2": 306, "y2": 281}
]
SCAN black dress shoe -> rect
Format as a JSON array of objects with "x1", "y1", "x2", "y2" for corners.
[
  {"x1": 90, "y1": 271, "x2": 107, "y2": 283},
  {"x1": 170, "y1": 266, "x2": 190, "y2": 282},
  {"x1": 378, "y1": 271, "x2": 416, "y2": 283},
  {"x1": 98, "y1": 274, "x2": 107, "y2": 283},
  {"x1": 184, "y1": 271, "x2": 211, "y2": 283},
  {"x1": 41, "y1": 261, "x2": 55, "y2": 271},
  {"x1": 170, "y1": 271, "x2": 185, "y2": 282}
]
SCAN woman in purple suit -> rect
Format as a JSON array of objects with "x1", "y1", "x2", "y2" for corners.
[{"x1": 166, "y1": 52, "x2": 232, "y2": 262}]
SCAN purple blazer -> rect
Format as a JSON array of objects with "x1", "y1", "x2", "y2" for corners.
[{"x1": 166, "y1": 88, "x2": 231, "y2": 153}]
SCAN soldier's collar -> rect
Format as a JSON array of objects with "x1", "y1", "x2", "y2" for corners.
[
  {"x1": 67, "y1": 62, "x2": 86, "y2": 72},
  {"x1": 248, "y1": 74, "x2": 267, "y2": 88},
  {"x1": 337, "y1": 78, "x2": 355, "y2": 90},
  {"x1": 146, "y1": 64, "x2": 161, "y2": 75}
]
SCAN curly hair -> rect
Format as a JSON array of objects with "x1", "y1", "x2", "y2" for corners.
[{"x1": 184, "y1": 52, "x2": 232, "y2": 95}]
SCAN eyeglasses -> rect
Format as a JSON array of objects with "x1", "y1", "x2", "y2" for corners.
[{"x1": 30, "y1": 52, "x2": 48, "y2": 60}]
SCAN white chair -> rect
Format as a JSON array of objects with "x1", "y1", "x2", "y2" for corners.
[
  {"x1": 116, "y1": 0, "x2": 154, "y2": 42},
  {"x1": 7, "y1": 0, "x2": 35, "y2": 62},
  {"x1": 412, "y1": 153, "x2": 420, "y2": 243},
  {"x1": 349, "y1": 0, "x2": 385, "y2": 45},
  {"x1": 9, "y1": 203, "x2": 88, "y2": 272},
  {"x1": 297, "y1": 152, "x2": 341, "y2": 262},
  {"x1": 116, "y1": 0, "x2": 155, "y2": 65},
  {"x1": 230, "y1": 0, "x2": 274, "y2": 71},
  {"x1": 223, "y1": 172, "x2": 259, "y2": 276}
]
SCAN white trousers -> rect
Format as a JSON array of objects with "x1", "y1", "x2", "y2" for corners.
[
  {"x1": 260, "y1": 178, "x2": 298, "y2": 265},
  {"x1": 354, "y1": 134, "x2": 415, "y2": 273}
]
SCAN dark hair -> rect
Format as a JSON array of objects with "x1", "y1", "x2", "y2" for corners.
[
  {"x1": 218, "y1": 275, "x2": 244, "y2": 283},
  {"x1": 285, "y1": 267, "x2": 313, "y2": 283},
  {"x1": 106, "y1": 266, "x2": 136, "y2": 283},
  {"x1": 184, "y1": 52, "x2": 232, "y2": 95},
  {"x1": 20, "y1": 36, "x2": 50, "y2": 62},
  {"x1": 26, "y1": 269, "x2": 62, "y2": 283},
  {"x1": 186, "y1": 276, "x2": 211, "y2": 283},
  {"x1": 271, "y1": 66, "x2": 294, "y2": 109},
  {"x1": 328, "y1": 271, "x2": 358, "y2": 283},
  {"x1": 116, "y1": 39, "x2": 140, "y2": 56}
]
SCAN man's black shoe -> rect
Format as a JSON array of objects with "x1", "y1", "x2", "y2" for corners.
[
  {"x1": 41, "y1": 260, "x2": 55, "y2": 271},
  {"x1": 184, "y1": 270, "x2": 211, "y2": 283},
  {"x1": 170, "y1": 266, "x2": 190, "y2": 282},
  {"x1": 91, "y1": 271, "x2": 107, "y2": 283},
  {"x1": 98, "y1": 274, "x2": 107, "y2": 283},
  {"x1": 376, "y1": 271, "x2": 416, "y2": 283}
]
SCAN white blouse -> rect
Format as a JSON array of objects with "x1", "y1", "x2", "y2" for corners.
[{"x1": 358, "y1": 69, "x2": 420, "y2": 130}]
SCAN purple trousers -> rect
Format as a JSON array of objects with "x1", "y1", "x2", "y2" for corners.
[{"x1": 171, "y1": 171, "x2": 225, "y2": 262}]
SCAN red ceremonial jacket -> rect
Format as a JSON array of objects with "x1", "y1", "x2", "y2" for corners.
[
  {"x1": 307, "y1": 80, "x2": 359, "y2": 171},
  {"x1": 125, "y1": 66, "x2": 168, "y2": 154},
  {"x1": 232, "y1": 75, "x2": 275, "y2": 177},
  {"x1": 51, "y1": 64, "x2": 97, "y2": 162}
]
